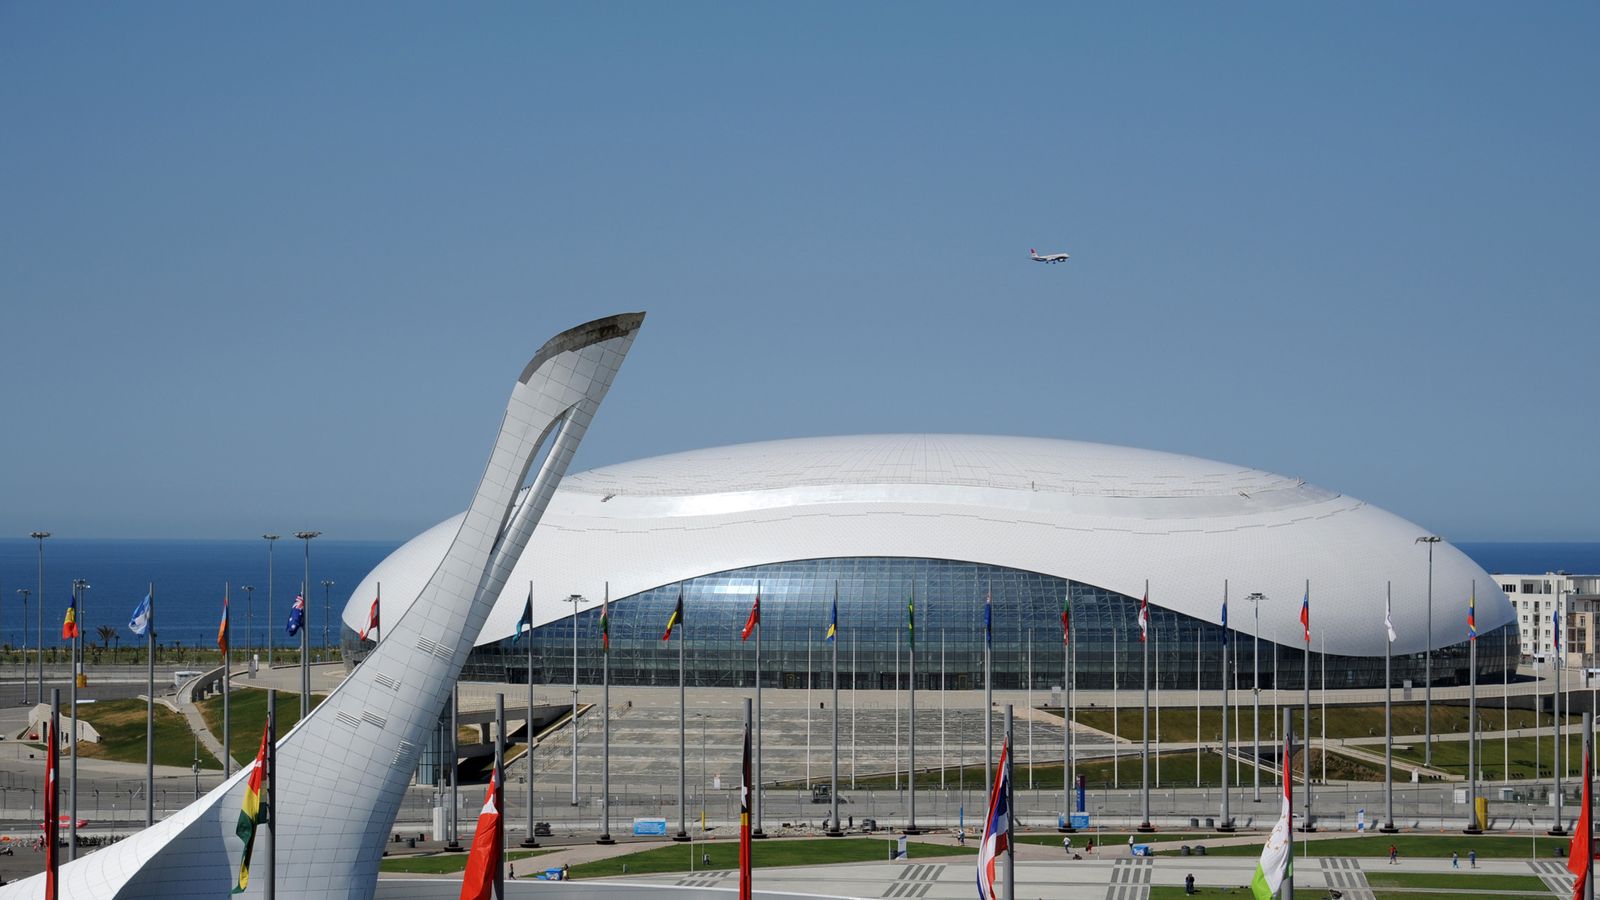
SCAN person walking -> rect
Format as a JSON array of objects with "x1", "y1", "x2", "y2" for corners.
[
  {"x1": 1062, "y1": 835, "x2": 1072, "y2": 855},
  {"x1": 1389, "y1": 844, "x2": 1398, "y2": 864},
  {"x1": 1469, "y1": 849, "x2": 1477, "y2": 868},
  {"x1": 1451, "y1": 851, "x2": 1459, "y2": 869}
]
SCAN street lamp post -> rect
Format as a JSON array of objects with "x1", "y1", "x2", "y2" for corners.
[
  {"x1": 1246, "y1": 592, "x2": 1264, "y2": 802},
  {"x1": 16, "y1": 589, "x2": 30, "y2": 706},
  {"x1": 31, "y1": 532, "x2": 49, "y2": 704},
  {"x1": 240, "y1": 586, "x2": 254, "y2": 660},
  {"x1": 321, "y1": 580, "x2": 334, "y2": 655},
  {"x1": 263, "y1": 534, "x2": 280, "y2": 668},
  {"x1": 569, "y1": 594, "x2": 582, "y2": 807},
  {"x1": 1417, "y1": 536, "x2": 1440, "y2": 766},
  {"x1": 294, "y1": 531, "x2": 320, "y2": 718}
]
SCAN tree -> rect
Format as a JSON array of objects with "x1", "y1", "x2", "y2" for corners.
[{"x1": 96, "y1": 625, "x2": 116, "y2": 651}]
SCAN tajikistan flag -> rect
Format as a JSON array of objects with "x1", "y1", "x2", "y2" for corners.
[{"x1": 1250, "y1": 735, "x2": 1294, "y2": 900}]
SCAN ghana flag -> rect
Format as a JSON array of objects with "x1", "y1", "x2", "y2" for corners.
[{"x1": 232, "y1": 721, "x2": 270, "y2": 893}]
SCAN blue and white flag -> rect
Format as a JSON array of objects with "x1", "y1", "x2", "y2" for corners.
[
  {"x1": 128, "y1": 594, "x2": 152, "y2": 637},
  {"x1": 286, "y1": 594, "x2": 306, "y2": 636}
]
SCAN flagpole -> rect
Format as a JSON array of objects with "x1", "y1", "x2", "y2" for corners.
[
  {"x1": 1466, "y1": 580, "x2": 1482, "y2": 834},
  {"x1": 1320, "y1": 634, "x2": 1327, "y2": 786},
  {"x1": 907, "y1": 579, "x2": 920, "y2": 835},
  {"x1": 448, "y1": 684, "x2": 462, "y2": 851},
  {"x1": 1283, "y1": 706, "x2": 1294, "y2": 900},
  {"x1": 1194, "y1": 627, "x2": 1201, "y2": 790},
  {"x1": 224, "y1": 583, "x2": 232, "y2": 777},
  {"x1": 1584, "y1": 711, "x2": 1594, "y2": 900},
  {"x1": 829, "y1": 582, "x2": 842, "y2": 837},
  {"x1": 739, "y1": 697, "x2": 753, "y2": 900},
  {"x1": 1060, "y1": 591, "x2": 1074, "y2": 833},
  {"x1": 986, "y1": 579, "x2": 993, "y2": 799},
  {"x1": 1555, "y1": 611, "x2": 1567, "y2": 836},
  {"x1": 1301, "y1": 579, "x2": 1313, "y2": 833},
  {"x1": 1003, "y1": 703, "x2": 1015, "y2": 900},
  {"x1": 265, "y1": 688, "x2": 276, "y2": 900},
  {"x1": 599, "y1": 582, "x2": 613, "y2": 845},
  {"x1": 524, "y1": 582, "x2": 540, "y2": 848},
  {"x1": 68, "y1": 578, "x2": 79, "y2": 862},
  {"x1": 48, "y1": 687, "x2": 59, "y2": 900},
  {"x1": 675, "y1": 586, "x2": 689, "y2": 843},
  {"x1": 1221, "y1": 580, "x2": 1232, "y2": 832},
  {"x1": 941, "y1": 629, "x2": 947, "y2": 793},
  {"x1": 1140, "y1": 580, "x2": 1152, "y2": 832},
  {"x1": 494, "y1": 693, "x2": 507, "y2": 899},
  {"x1": 146, "y1": 583, "x2": 155, "y2": 827},
  {"x1": 1381, "y1": 582, "x2": 1397, "y2": 833},
  {"x1": 299, "y1": 580, "x2": 309, "y2": 720},
  {"x1": 753, "y1": 581, "x2": 765, "y2": 839},
  {"x1": 1252, "y1": 593, "x2": 1261, "y2": 804}
]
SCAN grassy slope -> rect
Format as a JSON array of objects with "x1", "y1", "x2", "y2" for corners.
[
  {"x1": 198, "y1": 687, "x2": 325, "y2": 764},
  {"x1": 379, "y1": 849, "x2": 554, "y2": 874},
  {"x1": 568, "y1": 837, "x2": 975, "y2": 879},
  {"x1": 74, "y1": 699, "x2": 222, "y2": 771},
  {"x1": 1073, "y1": 704, "x2": 1565, "y2": 743},
  {"x1": 1394, "y1": 735, "x2": 1580, "y2": 780},
  {"x1": 1199, "y1": 833, "x2": 1561, "y2": 859}
]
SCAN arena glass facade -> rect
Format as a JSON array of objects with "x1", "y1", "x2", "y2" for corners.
[{"x1": 445, "y1": 557, "x2": 1517, "y2": 691}]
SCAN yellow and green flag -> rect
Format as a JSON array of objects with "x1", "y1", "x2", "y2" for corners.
[{"x1": 232, "y1": 722, "x2": 269, "y2": 893}]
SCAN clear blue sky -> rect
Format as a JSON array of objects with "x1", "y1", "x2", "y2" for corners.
[{"x1": 2, "y1": 3, "x2": 1595, "y2": 541}]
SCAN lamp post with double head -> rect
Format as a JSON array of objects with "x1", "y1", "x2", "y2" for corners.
[
  {"x1": 263, "y1": 534, "x2": 280, "y2": 667},
  {"x1": 321, "y1": 580, "x2": 334, "y2": 655},
  {"x1": 16, "y1": 589, "x2": 30, "y2": 705},
  {"x1": 1245, "y1": 592, "x2": 1264, "y2": 802},
  {"x1": 1417, "y1": 536, "x2": 1440, "y2": 766},
  {"x1": 293, "y1": 531, "x2": 320, "y2": 717},
  {"x1": 239, "y1": 586, "x2": 254, "y2": 659},
  {"x1": 31, "y1": 532, "x2": 49, "y2": 703}
]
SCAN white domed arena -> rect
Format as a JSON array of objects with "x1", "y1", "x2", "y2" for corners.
[{"x1": 342, "y1": 434, "x2": 1515, "y2": 691}]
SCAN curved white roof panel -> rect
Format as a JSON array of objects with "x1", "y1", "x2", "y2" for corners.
[{"x1": 346, "y1": 434, "x2": 1511, "y2": 657}]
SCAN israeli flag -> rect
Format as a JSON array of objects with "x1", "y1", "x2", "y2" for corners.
[{"x1": 128, "y1": 594, "x2": 152, "y2": 637}]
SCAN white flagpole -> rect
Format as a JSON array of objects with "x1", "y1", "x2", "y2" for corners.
[
  {"x1": 599, "y1": 582, "x2": 612, "y2": 845},
  {"x1": 146, "y1": 583, "x2": 155, "y2": 827},
  {"x1": 1302, "y1": 579, "x2": 1313, "y2": 833},
  {"x1": 829, "y1": 582, "x2": 842, "y2": 836},
  {"x1": 753, "y1": 581, "x2": 765, "y2": 839},
  {"x1": 525, "y1": 582, "x2": 540, "y2": 849},
  {"x1": 1140, "y1": 580, "x2": 1151, "y2": 832},
  {"x1": 1467, "y1": 580, "x2": 1481, "y2": 834},
  {"x1": 1381, "y1": 582, "x2": 1396, "y2": 833},
  {"x1": 224, "y1": 583, "x2": 232, "y2": 777},
  {"x1": 1221, "y1": 580, "x2": 1231, "y2": 831},
  {"x1": 908, "y1": 579, "x2": 919, "y2": 834}
]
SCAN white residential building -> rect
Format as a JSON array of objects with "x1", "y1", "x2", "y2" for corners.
[{"x1": 1498, "y1": 572, "x2": 1600, "y2": 666}]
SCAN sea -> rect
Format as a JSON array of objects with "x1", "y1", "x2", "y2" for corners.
[{"x1": 0, "y1": 538, "x2": 1595, "y2": 651}]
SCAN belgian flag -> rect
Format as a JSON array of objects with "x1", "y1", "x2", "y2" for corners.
[{"x1": 662, "y1": 588, "x2": 684, "y2": 641}]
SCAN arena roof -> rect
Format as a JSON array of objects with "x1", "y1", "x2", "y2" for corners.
[{"x1": 345, "y1": 434, "x2": 1512, "y2": 657}]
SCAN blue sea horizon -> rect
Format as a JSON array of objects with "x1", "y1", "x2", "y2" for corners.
[{"x1": 0, "y1": 538, "x2": 1594, "y2": 651}]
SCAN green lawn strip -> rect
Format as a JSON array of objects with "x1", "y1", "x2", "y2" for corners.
[
  {"x1": 1072, "y1": 704, "x2": 1562, "y2": 743},
  {"x1": 1393, "y1": 735, "x2": 1578, "y2": 781},
  {"x1": 568, "y1": 837, "x2": 975, "y2": 879},
  {"x1": 199, "y1": 687, "x2": 325, "y2": 764},
  {"x1": 1365, "y1": 871, "x2": 1548, "y2": 891},
  {"x1": 1016, "y1": 832, "x2": 1223, "y2": 848},
  {"x1": 837, "y1": 751, "x2": 1235, "y2": 791},
  {"x1": 1197, "y1": 834, "x2": 1555, "y2": 859},
  {"x1": 73, "y1": 699, "x2": 222, "y2": 771},
  {"x1": 1148, "y1": 888, "x2": 1252, "y2": 899},
  {"x1": 380, "y1": 848, "x2": 553, "y2": 874}
]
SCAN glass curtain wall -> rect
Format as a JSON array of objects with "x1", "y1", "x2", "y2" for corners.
[{"x1": 449, "y1": 557, "x2": 1517, "y2": 690}]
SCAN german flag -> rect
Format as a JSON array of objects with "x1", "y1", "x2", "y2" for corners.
[
  {"x1": 662, "y1": 588, "x2": 684, "y2": 641},
  {"x1": 232, "y1": 721, "x2": 269, "y2": 893}
]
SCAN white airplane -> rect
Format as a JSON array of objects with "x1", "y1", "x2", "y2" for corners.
[{"x1": 1030, "y1": 247, "x2": 1070, "y2": 264}]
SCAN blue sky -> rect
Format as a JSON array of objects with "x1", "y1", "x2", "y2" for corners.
[{"x1": 2, "y1": 3, "x2": 1595, "y2": 541}]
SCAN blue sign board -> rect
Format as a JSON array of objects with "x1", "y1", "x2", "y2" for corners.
[
  {"x1": 632, "y1": 817, "x2": 668, "y2": 836},
  {"x1": 1069, "y1": 813, "x2": 1090, "y2": 829}
]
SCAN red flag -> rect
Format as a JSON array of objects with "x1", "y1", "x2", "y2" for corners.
[
  {"x1": 1569, "y1": 746, "x2": 1592, "y2": 900},
  {"x1": 458, "y1": 768, "x2": 503, "y2": 900},
  {"x1": 740, "y1": 589, "x2": 761, "y2": 642},
  {"x1": 45, "y1": 720, "x2": 58, "y2": 900},
  {"x1": 360, "y1": 596, "x2": 380, "y2": 641},
  {"x1": 1137, "y1": 591, "x2": 1149, "y2": 642},
  {"x1": 738, "y1": 713, "x2": 752, "y2": 900}
]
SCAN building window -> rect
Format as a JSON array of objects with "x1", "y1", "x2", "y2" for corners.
[{"x1": 1504, "y1": 584, "x2": 1517, "y2": 593}]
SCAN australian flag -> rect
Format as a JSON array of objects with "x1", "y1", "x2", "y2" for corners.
[{"x1": 286, "y1": 594, "x2": 306, "y2": 636}]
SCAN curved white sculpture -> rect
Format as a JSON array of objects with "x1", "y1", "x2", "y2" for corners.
[{"x1": 1, "y1": 312, "x2": 644, "y2": 899}]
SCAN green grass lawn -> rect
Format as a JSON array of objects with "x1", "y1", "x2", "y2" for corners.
[
  {"x1": 1364, "y1": 870, "x2": 1549, "y2": 891},
  {"x1": 1198, "y1": 833, "x2": 1562, "y2": 859},
  {"x1": 843, "y1": 751, "x2": 1239, "y2": 790},
  {"x1": 379, "y1": 848, "x2": 553, "y2": 874},
  {"x1": 1393, "y1": 735, "x2": 1582, "y2": 781},
  {"x1": 567, "y1": 837, "x2": 975, "y2": 879},
  {"x1": 199, "y1": 687, "x2": 324, "y2": 764},
  {"x1": 1016, "y1": 832, "x2": 1224, "y2": 848},
  {"x1": 74, "y1": 698, "x2": 222, "y2": 771},
  {"x1": 1148, "y1": 888, "x2": 1251, "y2": 899},
  {"x1": 1071, "y1": 703, "x2": 1564, "y2": 743}
]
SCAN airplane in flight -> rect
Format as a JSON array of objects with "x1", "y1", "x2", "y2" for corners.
[{"x1": 1030, "y1": 247, "x2": 1070, "y2": 264}]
